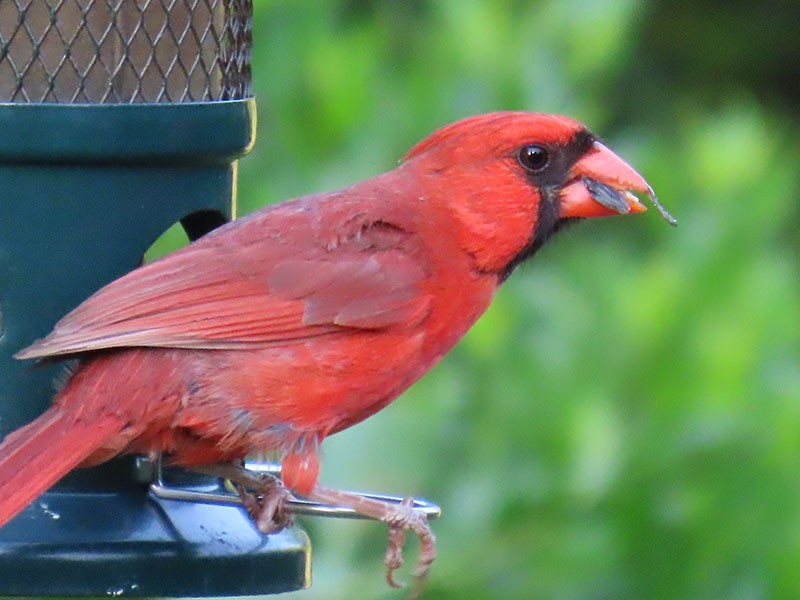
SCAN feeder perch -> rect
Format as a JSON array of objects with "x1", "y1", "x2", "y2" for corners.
[{"x1": 0, "y1": 1, "x2": 310, "y2": 595}]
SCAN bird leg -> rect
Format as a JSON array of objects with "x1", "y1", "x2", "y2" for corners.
[
  {"x1": 192, "y1": 463, "x2": 293, "y2": 534},
  {"x1": 196, "y1": 461, "x2": 436, "y2": 596},
  {"x1": 306, "y1": 483, "x2": 436, "y2": 597}
]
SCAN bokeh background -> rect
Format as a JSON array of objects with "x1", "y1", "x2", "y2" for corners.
[{"x1": 231, "y1": 1, "x2": 798, "y2": 598}]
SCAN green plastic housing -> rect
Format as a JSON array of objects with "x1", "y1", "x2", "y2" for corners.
[{"x1": 0, "y1": 100, "x2": 310, "y2": 596}]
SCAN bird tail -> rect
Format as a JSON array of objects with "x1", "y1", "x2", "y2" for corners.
[{"x1": 0, "y1": 405, "x2": 121, "y2": 528}]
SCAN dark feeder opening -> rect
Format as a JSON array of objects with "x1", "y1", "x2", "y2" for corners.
[{"x1": 0, "y1": 1, "x2": 309, "y2": 596}]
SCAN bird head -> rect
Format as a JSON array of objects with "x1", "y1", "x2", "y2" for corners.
[{"x1": 403, "y1": 111, "x2": 674, "y2": 279}]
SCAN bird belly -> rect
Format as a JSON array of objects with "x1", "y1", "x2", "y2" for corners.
[{"x1": 182, "y1": 331, "x2": 430, "y2": 446}]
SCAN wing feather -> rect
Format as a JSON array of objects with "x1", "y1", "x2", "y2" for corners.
[{"x1": 17, "y1": 198, "x2": 431, "y2": 359}]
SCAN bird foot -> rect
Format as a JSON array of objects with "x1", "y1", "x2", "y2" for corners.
[
  {"x1": 193, "y1": 463, "x2": 293, "y2": 534},
  {"x1": 235, "y1": 473, "x2": 293, "y2": 534},
  {"x1": 383, "y1": 496, "x2": 436, "y2": 597},
  {"x1": 307, "y1": 484, "x2": 435, "y2": 598}
]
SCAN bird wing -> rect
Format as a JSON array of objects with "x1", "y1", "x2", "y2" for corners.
[{"x1": 16, "y1": 198, "x2": 432, "y2": 359}]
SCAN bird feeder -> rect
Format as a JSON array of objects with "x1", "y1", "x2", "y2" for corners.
[{"x1": 0, "y1": 0, "x2": 309, "y2": 595}]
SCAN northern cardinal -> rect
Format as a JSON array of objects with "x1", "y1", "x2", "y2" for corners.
[{"x1": 0, "y1": 112, "x2": 672, "y2": 591}]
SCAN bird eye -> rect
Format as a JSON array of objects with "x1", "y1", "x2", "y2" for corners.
[{"x1": 518, "y1": 145, "x2": 549, "y2": 172}]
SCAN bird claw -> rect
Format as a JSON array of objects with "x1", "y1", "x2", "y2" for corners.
[
  {"x1": 235, "y1": 473, "x2": 293, "y2": 534},
  {"x1": 385, "y1": 517, "x2": 408, "y2": 588},
  {"x1": 306, "y1": 484, "x2": 436, "y2": 598},
  {"x1": 382, "y1": 498, "x2": 436, "y2": 598},
  {"x1": 192, "y1": 463, "x2": 293, "y2": 534},
  {"x1": 381, "y1": 497, "x2": 436, "y2": 596}
]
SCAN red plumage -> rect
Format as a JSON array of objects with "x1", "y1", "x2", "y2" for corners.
[{"x1": 0, "y1": 113, "x2": 664, "y2": 583}]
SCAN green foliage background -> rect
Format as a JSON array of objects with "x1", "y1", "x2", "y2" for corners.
[{"x1": 232, "y1": 1, "x2": 800, "y2": 598}]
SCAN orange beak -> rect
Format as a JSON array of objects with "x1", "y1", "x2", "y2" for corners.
[{"x1": 560, "y1": 141, "x2": 676, "y2": 225}]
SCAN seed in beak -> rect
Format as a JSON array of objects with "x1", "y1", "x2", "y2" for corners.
[
  {"x1": 645, "y1": 185, "x2": 678, "y2": 227},
  {"x1": 584, "y1": 178, "x2": 635, "y2": 215}
]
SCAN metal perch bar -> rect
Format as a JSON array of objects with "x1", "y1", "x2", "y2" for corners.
[{"x1": 149, "y1": 460, "x2": 442, "y2": 521}]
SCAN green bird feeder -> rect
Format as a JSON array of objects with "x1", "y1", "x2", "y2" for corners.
[{"x1": 0, "y1": 0, "x2": 310, "y2": 595}]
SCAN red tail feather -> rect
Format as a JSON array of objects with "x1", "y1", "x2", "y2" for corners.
[{"x1": 0, "y1": 407, "x2": 122, "y2": 528}]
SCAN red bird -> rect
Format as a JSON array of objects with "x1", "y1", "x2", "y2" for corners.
[{"x1": 0, "y1": 112, "x2": 671, "y2": 590}]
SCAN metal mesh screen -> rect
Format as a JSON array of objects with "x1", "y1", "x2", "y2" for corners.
[{"x1": 0, "y1": 0, "x2": 252, "y2": 103}]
